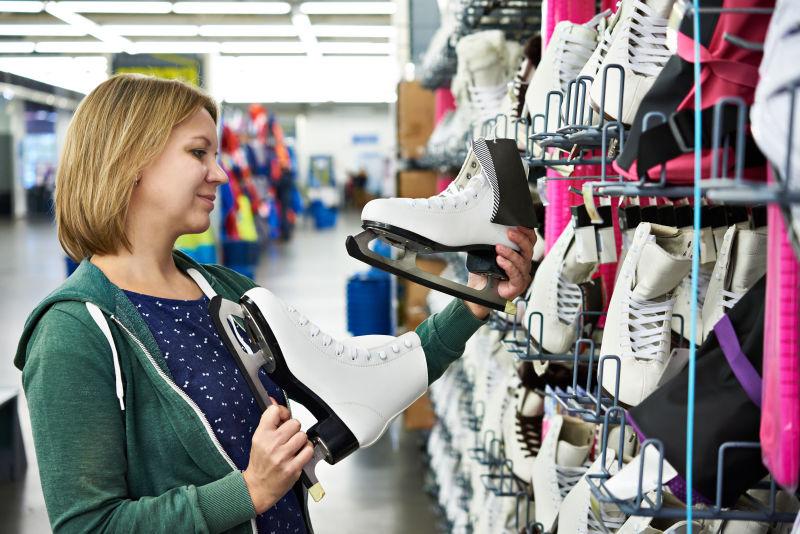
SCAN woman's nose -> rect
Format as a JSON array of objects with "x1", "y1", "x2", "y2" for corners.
[{"x1": 210, "y1": 162, "x2": 229, "y2": 184}]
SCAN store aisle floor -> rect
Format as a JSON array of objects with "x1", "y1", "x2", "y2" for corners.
[{"x1": 0, "y1": 212, "x2": 439, "y2": 534}]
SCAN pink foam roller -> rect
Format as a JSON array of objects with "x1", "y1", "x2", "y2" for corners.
[{"x1": 761, "y1": 168, "x2": 800, "y2": 492}]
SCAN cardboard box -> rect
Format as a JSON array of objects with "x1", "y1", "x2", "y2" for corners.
[
  {"x1": 404, "y1": 392, "x2": 436, "y2": 430},
  {"x1": 397, "y1": 170, "x2": 438, "y2": 199},
  {"x1": 400, "y1": 256, "x2": 447, "y2": 330},
  {"x1": 397, "y1": 81, "x2": 435, "y2": 160}
]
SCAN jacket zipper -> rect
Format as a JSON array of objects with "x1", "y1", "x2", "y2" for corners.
[{"x1": 110, "y1": 315, "x2": 258, "y2": 534}]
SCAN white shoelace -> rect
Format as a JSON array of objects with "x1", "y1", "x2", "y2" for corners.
[
  {"x1": 588, "y1": 8, "x2": 617, "y2": 75},
  {"x1": 624, "y1": 0, "x2": 672, "y2": 77},
  {"x1": 721, "y1": 288, "x2": 744, "y2": 310},
  {"x1": 409, "y1": 175, "x2": 484, "y2": 210},
  {"x1": 286, "y1": 306, "x2": 410, "y2": 361},
  {"x1": 587, "y1": 500, "x2": 627, "y2": 533},
  {"x1": 555, "y1": 460, "x2": 591, "y2": 498},
  {"x1": 555, "y1": 14, "x2": 607, "y2": 89},
  {"x1": 467, "y1": 82, "x2": 508, "y2": 125},
  {"x1": 556, "y1": 274, "x2": 583, "y2": 324},
  {"x1": 626, "y1": 292, "x2": 674, "y2": 361}
]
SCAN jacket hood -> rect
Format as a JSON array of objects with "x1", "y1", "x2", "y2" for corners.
[{"x1": 15, "y1": 250, "x2": 216, "y2": 371}]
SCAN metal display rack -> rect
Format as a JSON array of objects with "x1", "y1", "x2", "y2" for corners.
[{"x1": 422, "y1": 3, "x2": 800, "y2": 533}]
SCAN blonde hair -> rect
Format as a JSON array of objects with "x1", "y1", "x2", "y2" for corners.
[{"x1": 55, "y1": 73, "x2": 218, "y2": 261}]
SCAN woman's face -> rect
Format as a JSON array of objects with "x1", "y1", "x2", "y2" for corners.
[{"x1": 130, "y1": 107, "x2": 228, "y2": 241}]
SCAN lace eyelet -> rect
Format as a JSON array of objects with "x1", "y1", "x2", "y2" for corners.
[
  {"x1": 404, "y1": 339, "x2": 412, "y2": 348},
  {"x1": 391, "y1": 344, "x2": 399, "y2": 353},
  {"x1": 379, "y1": 351, "x2": 387, "y2": 360}
]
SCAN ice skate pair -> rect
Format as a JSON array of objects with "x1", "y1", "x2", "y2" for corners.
[{"x1": 208, "y1": 138, "x2": 537, "y2": 500}]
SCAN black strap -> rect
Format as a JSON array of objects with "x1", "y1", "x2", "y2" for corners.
[{"x1": 635, "y1": 106, "x2": 765, "y2": 179}]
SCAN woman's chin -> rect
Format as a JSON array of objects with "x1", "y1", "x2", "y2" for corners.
[{"x1": 182, "y1": 217, "x2": 211, "y2": 236}]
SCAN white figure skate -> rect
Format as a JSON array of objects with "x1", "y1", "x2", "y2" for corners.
[
  {"x1": 348, "y1": 137, "x2": 538, "y2": 312},
  {"x1": 210, "y1": 288, "x2": 428, "y2": 502}
]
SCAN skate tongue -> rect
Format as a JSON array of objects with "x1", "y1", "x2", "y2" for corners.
[
  {"x1": 556, "y1": 440, "x2": 590, "y2": 468},
  {"x1": 729, "y1": 230, "x2": 767, "y2": 294},
  {"x1": 632, "y1": 240, "x2": 691, "y2": 300},
  {"x1": 561, "y1": 242, "x2": 597, "y2": 283}
]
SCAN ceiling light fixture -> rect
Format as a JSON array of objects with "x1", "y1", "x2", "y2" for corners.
[
  {"x1": 291, "y1": 12, "x2": 321, "y2": 59},
  {"x1": 104, "y1": 24, "x2": 200, "y2": 36},
  {"x1": 299, "y1": 2, "x2": 397, "y2": 15},
  {"x1": 0, "y1": 42, "x2": 36, "y2": 53},
  {"x1": 319, "y1": 42, "x2": 393, "y2": 55},
  {"x1": 198, "y1": 24, "x2": 296, "y2": 37},
  {"x1": 34, "y1": 41, "x2": 123, "y2": 53},
  {"x1": 219, "y1": 41, "x2": 306, "y2": 54},
  {"x1": 44, "y1": 2, "x2": 132, "y2": 50},
  {"x1": 0, "y1": 24, "x2": 86, "y2": 36},
  {"x1": 129, "y1": 41, "x2": 221, "y2": 54},
  {"x1": 313, "y1": 25, "x2": 396, "y2": 38},
  {"x1": 172, "y1": 2, "x2": 291, "y2": 14},
  {"x1": 56, "y1": 1, "x2": 172, "y2": 13},
  {"x1": 0, "y1": 1, "x2": 44, "y2": 12}
]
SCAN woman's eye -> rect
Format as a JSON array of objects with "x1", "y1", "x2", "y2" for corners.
[{"x1": 191, "y1": 149, "x2": 206, "y2": 159}]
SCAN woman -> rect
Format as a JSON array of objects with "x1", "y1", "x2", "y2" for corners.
[{"x1": 15, "y1": 74, "x2": 536, "y2": 533}]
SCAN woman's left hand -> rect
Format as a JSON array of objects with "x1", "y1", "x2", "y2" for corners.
[{"x1": 465, "y1": 226, "x2": 537, "y2": 320}]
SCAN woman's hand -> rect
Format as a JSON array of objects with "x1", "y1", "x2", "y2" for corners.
[
  {"x1": 243, "y1": 398, "x2": 314, "y2": 514},
  {"x1": 464, "y1": 226, "x2": 537, "y2": 320}
]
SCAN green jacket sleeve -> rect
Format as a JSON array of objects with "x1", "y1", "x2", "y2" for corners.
[
  {"x1": 416, "y1": 299, "x2": 487, "y2": 384},
  {"x1": 22, "y1": 307, "x2": 255, "y2": 534}
]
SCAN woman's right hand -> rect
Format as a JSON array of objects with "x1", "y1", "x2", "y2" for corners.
[{"x1": 242, "y1": 398, "x2": 314, "y2": 514}]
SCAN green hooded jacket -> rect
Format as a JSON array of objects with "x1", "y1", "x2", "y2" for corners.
[{"x1": 14, "y1": 251, "x2": 485, "y2": 533}]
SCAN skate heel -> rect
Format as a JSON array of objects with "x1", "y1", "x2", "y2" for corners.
[
  {"x1": 466, "y1": 250, "x2": 506, "y2": 279},
  {"x1": 307, "y1": 414, "x2": 359, "y2": 465}
]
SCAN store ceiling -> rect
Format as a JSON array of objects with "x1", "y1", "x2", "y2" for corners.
[{"x1": 0, "y1": 1, "x2": 398, "y2": 56}]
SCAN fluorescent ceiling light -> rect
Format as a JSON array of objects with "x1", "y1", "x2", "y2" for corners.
[
  {"x1": 219, "y1": 41, "x2": 305, "y2": 54},
  {"x1": 0, "y1": 42, "x2": 36, "y2": 53},
  {"x1": 35, "y1": 40, "x2": 122, "y2": 53},
  {"x1": 44, "y1": 2, "x2": 132, "y2": 49},
  {"x1": 172, "y1": 2, "x2": 290, "y2": 14},
  {"x1": 130, "y1": 40, "x2": 221, "y2": 54},
  {"x1": 313, "y1": 25, "x2": 396, "y2": 38},
  {"x1": 319, "y1": 42, "x2": 393, "y2": 55},
  {"x1": 55, "y1": 1, "x2": 172, "y2": 13},
  {"x1": 104, "y1": 24, "x2": 200, "y2": 36},
  {"x1": 300, "y1": 2, "x2": 396, "y2": 15},
  {"x1": 291, "y1": 13, "x2": 320, "y2": 58},
  {"x1": 0, "y1": 55, "x2": 108, "y2": 95},
  {"x1": 0, "y1": 24, "x2": 85, "y2": 36},
  {"x1": 199, "y1": 24, "x2": 295, "y2": 37},
  {"x1": 0, "y1": 1, "x2": 44, "y2": 12}
]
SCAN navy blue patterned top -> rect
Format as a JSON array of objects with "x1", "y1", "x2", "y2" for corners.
[{"x1": 124, "y1": 290, "x2": 307, "y2": 534}]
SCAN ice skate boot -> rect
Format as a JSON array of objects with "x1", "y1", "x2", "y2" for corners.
[
  {"x1": 210, "y1": 289, "x2": 428, "y2": 502},
  {"x1": 599, "y1": 223, "x2": 691, "y2": 407},
  {"x1": 701, "y1": 224, "x2": 767, "y2": 339},
  {"x1": 589, "y1": 0, "x2": 675, "y2": 125},
  {"x1": 348, "y1": 137, "x2": 538, "y2": 312},
  {"x1": 525, "y1": 220, "x2": 600, "y2": 354}
]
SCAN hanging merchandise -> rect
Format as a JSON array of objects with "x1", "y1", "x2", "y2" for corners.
[
  {"x1": 415, "y1": 0, "x2": 800, "y2": 531},
  {"x1": 751, "y1": 0, "x2": 800, "y2": 253},
  {"x1": 347, "y1": 137, "x2": 539, "y2": 313},
  {"x1": 208, "y1": 286, "x2": 428, "y2": 504},
  {"x1": 614, "y1": 0, "x2": 772, "y2": 183},
  {"x1": 175, "y1": 229, "x2": 217, "y2": 264}
]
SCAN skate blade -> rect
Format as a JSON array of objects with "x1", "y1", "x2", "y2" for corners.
[
  {"x1": 346, "y1": 229, "x2": 515, "y2": 313},
  {"x1": 301, "y1": 444, "x2": 328, "y2": 502}
]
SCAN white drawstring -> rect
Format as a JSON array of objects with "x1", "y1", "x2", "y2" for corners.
[
  {"x1": 626, "y1": 291, "x2": 674, "y2": 361},
  {"x1": 556, "y1": 274, "x2": 583, "y2": 324},
  {"x1": 86, "y1": 302, "x2": 125, "y2": 411},
  {"x1": 624, "y1": 0, "x2": 672, "y2": 77}
]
